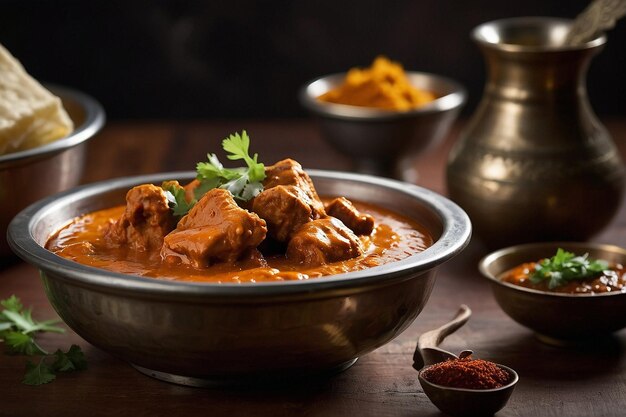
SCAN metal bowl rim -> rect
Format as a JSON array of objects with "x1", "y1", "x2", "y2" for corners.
[
  {"x1": 299, "y1": 71, "x2": 467, "y2": 121},
  {"x1": 8, "y1": 170, "x2": 471, "y2": 297},
  {"x1": 479, "y1": 241, "x2": 626, "y2": 298},
  {"x1": 0, "y1": 84, "x2": 106, "y2": 167}
]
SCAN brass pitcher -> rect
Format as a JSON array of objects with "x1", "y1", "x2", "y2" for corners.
[{"x1": 447, "y1": 17, "x2": 624, "y2": 247}]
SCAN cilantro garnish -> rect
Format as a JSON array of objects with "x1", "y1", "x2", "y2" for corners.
[
  {"x1": 164, "y1": 130, "x2": 266, "y2": 217},
  {"x1": 197, "y1": 131, "x2": 266, "y2": 201},
  {"x1": 530, "y1": 248, "x2": 609, "y2": 289},
  {"x1": 162, "y1": 181, "x2": 196, "y2": 217},
  {"x1": 0, "y1": 295, "x2": 87, "y2": 385},
  {"x1": 23, "y1": 345, "x2": 87, "y2": 385}
]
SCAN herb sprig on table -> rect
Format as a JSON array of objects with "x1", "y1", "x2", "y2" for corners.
[
  {"x1": 0, "y1": 295, "x2": 86, "y2": 385},
  {"x1": 530, "y1": 248, "x2": 609, "y2": 289},
  {"x1": 163, "y1": 130, "x2": 266, "y2": 216}
]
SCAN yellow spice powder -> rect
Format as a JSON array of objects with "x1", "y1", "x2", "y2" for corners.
[{"x1": 318, "y1": 56, "x2": 436, "y2": 111}]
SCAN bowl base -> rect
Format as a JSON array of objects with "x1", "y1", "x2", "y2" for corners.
[
  {"x1": 534, "y1": 332, "x2": 615, "y2": 347},
  {"x1": 131, "y1": 358, "x2": 359, "y2": 387}
]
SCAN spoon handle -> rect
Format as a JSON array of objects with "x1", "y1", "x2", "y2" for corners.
[
  {"x1": 566, "y1": 0, "x2": 626, "y2": 45},
  {"x1": 418, "y1": 304, "x2": 472, "y2": 350},
  {"x1": 412, "y1": 305, "x2": 472, "y2": 369}
]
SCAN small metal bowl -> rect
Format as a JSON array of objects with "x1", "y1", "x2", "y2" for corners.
[
  {"x1": 480, "y1": 242, "x2": 626, "y2": 345},
  {"x1": 8, "y1": 171, "x2": 471, "y2": 386},
  {"x1": 299, "y1": 72, "x2": 466, "y2": 177},
  {"x1": 0, "y1": 85, "x2": 105, "y2": 257}
]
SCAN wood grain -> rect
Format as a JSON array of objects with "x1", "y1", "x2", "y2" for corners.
[{"x1": 1, "y1": 120, "x2": 625, "y2": 417}]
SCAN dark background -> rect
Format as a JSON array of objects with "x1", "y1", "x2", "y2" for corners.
[{"x1": 1, "y1": 0, "x2": 625, "y2": 120}]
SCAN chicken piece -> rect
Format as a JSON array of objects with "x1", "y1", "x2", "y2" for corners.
[
  {"x1": 325, "y1": 197, "x2": 375, "y2": 235},
  {"x1": 105, "y1": 184, "x2": 176, "y2": 251},
  {"x1": 239, "y1": 248, "x2": 269, "y2": 268},
  {"x1": 286, "y1": 217, "x2": 364, "y2": 266},
  {"x1": 252, "y1": 159, "x2": 326, "y2": 241},
  {"x1": 183, "y1": 179, "x2": 200, "y2": 203},
  {"x1": 252, "y1": 185, "x2": 323, "y2": 242},
  {"x1": 161, "y1": 188, "x2": 267, "y2": 268},
  {"x1": 263, "y1": 159, "x2": 326, "y2": 217}
]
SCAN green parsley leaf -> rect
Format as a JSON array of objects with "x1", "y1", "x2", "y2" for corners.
[
  {"x1": 51, "y1": 345, "x2": 87, "y2": 372},
  {"x1": 3, "y1": 331, "x2": 47, "y2": 355},
  {"x1": 1, "y1": 308, "x2": 63, "y2": 334},
  {"x1": 223, "y1": 131, "x2": 265, "y2": 183},
  {"x1": 165, "y1": 131, "x2": 266, "y2": 217},
  {"x1": 1, "y1": 295, "x2": 86, "y2": 385},
  {"x1": 51, "y1": 349, "x2": 74, "y2": 372},
  {"x1": 530, "y1": 248, "x2": 609, "y2": 289},
  {"x1": 34, "y1": 319, "x2": 66, "y2": 334},
  {"x1": 1, "y1": 310, "x2": 34, "y2": 333},
  {"x1": 192, "y1": 177, "x2": 218, "y2": 201},
  {"x1": 196, "y1": 153, "x2": 241, "y2": 183},
  {"x1": 1, "y1": 295, "x2": 23, "y2": 312},
  {"x1": 162, "y1": 181, "x2": 196, "y2": 217},
  {"x1": 206, "y1": 131, "x2": 265, "y2": 200},
  {"x1": 23, "y1": 358, "x2": 56, "y2": 385},
  {"x1": 64, "y1": 344, "x2": 88, "y2": 371},
  {"x1": 242, "y1": 181, "x2": 264, "y2": 201}
]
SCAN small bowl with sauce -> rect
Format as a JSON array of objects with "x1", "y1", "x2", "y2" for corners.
[
  {"x1": 299, "y1": 57, "x2": 466, "y2": 178},
  {"x1": 479, "y1": 242, "x2": 626, "y2": 345}
]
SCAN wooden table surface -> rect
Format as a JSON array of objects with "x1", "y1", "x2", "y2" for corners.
[{"x1": 2, "y1": 120, "x2": 626, "y2": 417}]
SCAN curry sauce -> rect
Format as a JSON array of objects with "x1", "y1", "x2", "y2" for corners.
[
  {"x1": 500, "y1": 262, "x2": 626, "y2": 294},
  {"x1": 46, "y1": 200, "x2": 432, "y2": 283}
]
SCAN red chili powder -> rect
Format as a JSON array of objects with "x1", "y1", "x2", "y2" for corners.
[{"x1": 421, "y1": 356, "x2": 510, "y2": 389}]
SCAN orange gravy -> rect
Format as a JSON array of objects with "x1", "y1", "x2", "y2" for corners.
[
  {"x1": 46, "y1": 200, "x2": 432, "y2": 283},
  {"x1": 500, "y1": 262, "x2": 626, "y2": 294}
]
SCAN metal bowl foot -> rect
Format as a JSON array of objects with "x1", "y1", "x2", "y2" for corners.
[
  {"x1": 534, "y1": 333, "x2": 615, "y2": 347},
  {"x1": 132, "y1": 358, "x2": 359, "y2": 388}
]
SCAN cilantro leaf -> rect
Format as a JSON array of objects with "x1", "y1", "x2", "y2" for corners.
[
  {"x1": 1, "y1": 310, "x2": 35, "y2": 333},
  {"x1": 22, "y1": 345, "x2": 87, "y2": 385},
  {"x1": 3, "y1": 331, "x2": 47, "y2": 355},
  {"x1": 196, "y1": 153, "x2": 241, "y2": 182},
  {"x1": 1, "y1": 295, "x2": 86, "y2": 385},
  {"x1": 192, "y1": 178, "x2": 219, "y2": 201},
  {"x1": 1, "y1": 308, "x2": 63, "y2": 334},
  {"x1": 162, "y1": 181, "x2": 196, "y2": 217},
  {"x1": 223, "y1": 131, "x2": 253, "y2": 163},
  {"x1": 207, "y1": 131, "x2": 266, "y2": 201},
  {"x1": 242, "y1": 181, "x2": 264, "y2": 201},
  {"x1": 51, "y1": 345, "x2": 87, "y2": 372},
  {"x1": 64, "y1": 345, "x2": 88, "y2": 371},
  {"x1": 1, "y1": 295, "x2": 23, "y2": 312},
  {"x1": 34, "y1": 319, "x2": 65, "y2": 334},
  {"x1": 51, "y1": 349, "x2": 74, "y2": 372},
  {"x1": 23, "y1": 358, "x2": 56, "y2": 385},
  {"x1": 164, "y1": 131, "x2": 266, "y2": 217},
  {"x1": 530, "y1": 248, "x2": 609, "y2": 289},
  {"x1": 223, "y1": 131, "x2": 265, "y2": 183}
]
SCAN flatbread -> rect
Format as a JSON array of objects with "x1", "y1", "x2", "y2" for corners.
[{"x1": 0, "y1": 43, "x2": 73, "y2": 155}]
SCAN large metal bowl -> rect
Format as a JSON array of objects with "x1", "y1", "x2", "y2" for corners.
[
  {"x1": 8, "y1": 171, "x2": 471, "y2": 386},
  {"x1": 0, "y1": 85, "x2": 105, "y2": 257},
  {"x1": 480, "y1": 242, "x2": 626, "y2": 345},
  {"x1": 300, "y1": 72, "x2": 466, "y2": 177}
]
